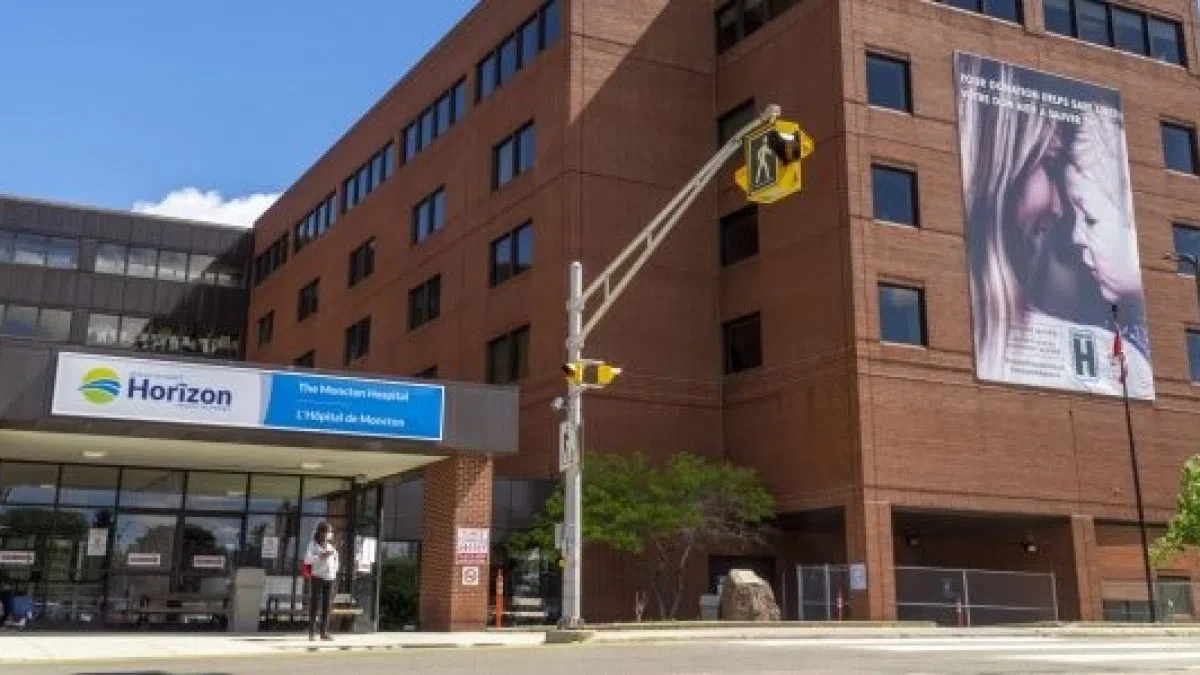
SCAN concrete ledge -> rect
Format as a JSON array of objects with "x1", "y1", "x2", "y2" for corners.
[{"x1": 544, "y1": 630, "x2": 596, "y2": 644}]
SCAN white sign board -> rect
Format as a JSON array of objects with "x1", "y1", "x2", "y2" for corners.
[
  {"x1": 192, "y1": 555, "x2": 226, "y2": 569},
  {"x1": 558, "y1": 421, "x2": 576, "y2": 471},
  {"x1": 455, "y1": 527, "x2": 489, "y2": 565},
  {"x1": 461, "y1": 566, "x2": 480, "y2": 586},
  {"x1": 261, "y1": 536, "x2": 279, "y2": 560},
  {"x1": 0, "y1": 551, "x2": 35, "y2": 566},
  {"x1": 128, "y1": 552, "x2": 162, "y2": 567},
  {"x1": 87, "y1": 528, "x2": 108, "y2": 557},
  {"x1": 850, "y1": 563, "x2": 868, "y2": 591},
  {"x1": 356, "y1": 536, "x2": 377, "y2": 573}
]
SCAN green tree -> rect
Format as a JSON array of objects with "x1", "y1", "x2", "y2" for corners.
[
  {"x1": 1152, "y1": 455, "x2": 1200, "y2": 564},
  {"x1": 508, "y1": 452, "x2": 774, "y2": 620}
]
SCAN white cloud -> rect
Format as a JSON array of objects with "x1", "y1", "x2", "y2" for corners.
[{"x1": 132, "y1": 188, "x2": 279, "y2": 228}]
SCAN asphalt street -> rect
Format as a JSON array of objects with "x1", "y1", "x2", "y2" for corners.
[{"x1": 7, "y1": 636, "x2": 1200, "y2": 675}]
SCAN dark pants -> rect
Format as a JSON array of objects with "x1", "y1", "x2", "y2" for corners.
[{"x1": 308, "y1": 578, "x2": 333, "y2": 637}]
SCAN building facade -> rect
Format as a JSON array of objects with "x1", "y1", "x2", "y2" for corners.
[{"x1": 245, "y1": 0, "x2": 1200, "y2": 624}]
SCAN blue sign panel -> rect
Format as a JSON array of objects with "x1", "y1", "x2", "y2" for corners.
[{"x1": 262, "y1": 372, "x2": 444, "y2": 442}]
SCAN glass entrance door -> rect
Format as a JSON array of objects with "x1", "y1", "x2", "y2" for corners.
[
  {"x1": 106, "y1": 512, "x2": 176, "y2": 627},
  {"x1": 177, "y1": 514, "x2": 241, "y2": 629}
]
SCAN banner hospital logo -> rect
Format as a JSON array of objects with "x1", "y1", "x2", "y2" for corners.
[{"x1": 79, "y1": 366, "x2": 234, "y2": 408}]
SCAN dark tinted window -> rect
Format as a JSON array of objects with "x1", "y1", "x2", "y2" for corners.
[
  {"x1": 542, "y1": 0, "x2": 561, "y2": 45},
  {"x1": 1162, "y1": 122, "x2": 1197, "y2": 174},
  {"x1": 872, "y1": 165, "x2": 919, "y2": 226},
  {"x1": 407, "y1": 275, "x2": 442, "y2": 330},
  {"x1": 486, "y1": 326, "x2": 531, "y2": 384},
  {"x1": 1149, "y1": 17, "x2": 1184, "y2": 65},
  {"x1": 517, "y1": 123, "x2": 536, "y2": 173},
  {"x1": 716, "y1": 2, "x2": 739, "y2": 53},
  {"x1": 878, "y1": 284, "x2": 926, "y2": 346},
  {"x1": 490, "y1": 221, "x2": 533, "y2": 286},
  {"x1": 719, "y1": 206, "x2": 759, "y2": 266},
  {"x1": 866, "y1": 53, "x2": 912, "y2": 113},
  {"x1": 344, "y1": 317, "x2": 371, "y2": 364},
  {"x1": 1173, "y1": 224, "x2": 1200, "y2": 274},
  {"x1": 348, "y1": 238, "x2": 376, "y2": 287},
  {"x1": 294, "y1": 350, "x2": 315, "y2": 368},
  {"x1": 1188, "y1": 330, "x2": 1200, "y2": 383},
  {"x1": 722, "y1": 313, "x2": 763, "y2": 374},
  {"x1": 1043, "y1": 0, "x2": 1072, "y2": 34},
  {"x1": 499, "y1": 35, "x2": 519, "y2": 83},
  {"x1": 297, "y1": 279, "x2": 319, "y2": 321},
  {"x1": 717, "y1": 99, "x2": 756, "y2": 145},
  {"x1": 1076, "y1": 0, "x2": 1110, "y2": 45},
  {"x1": 478, "y1": 53, "x2": 497, "y2": 100},
  {"x1": 521, "y1": 17, "x2": 540, "y2": 64},
  {"x1": 257, "y1": 311, "x2": 274, "y2": 346},
  {"x1": 1112, "y1": 7, "x2": 1146, "y2": 54}
]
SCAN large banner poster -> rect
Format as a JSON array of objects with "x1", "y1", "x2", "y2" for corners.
[{"x1": 955, "y1": 53, "x2": 1153, "y2": 400}]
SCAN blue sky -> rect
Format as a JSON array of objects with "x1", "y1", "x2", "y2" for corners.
[{"x1": 0, "y1": 1, "x2": 477, "y2": 225}]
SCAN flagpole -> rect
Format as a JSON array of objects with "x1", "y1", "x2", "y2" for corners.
[{"x1": 1112, "y1": 304, "x2": 1157, "y2": 623}]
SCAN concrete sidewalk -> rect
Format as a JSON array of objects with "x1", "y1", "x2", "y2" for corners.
[{"x1": 5, "y1": 623, "x2": 1200, "y2": 664}]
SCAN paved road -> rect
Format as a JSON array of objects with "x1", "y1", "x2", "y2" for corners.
[{"x1": 8, "y1": 637, "x2": 1200, "y2": 674}]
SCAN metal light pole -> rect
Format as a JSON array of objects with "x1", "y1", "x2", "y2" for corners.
[{"x1": 562, "y1": 261, "x2": 584, "y2": 629}]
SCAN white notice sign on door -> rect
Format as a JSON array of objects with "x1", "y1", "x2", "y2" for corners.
[
  {"x1": 87, "y1": 528, "x2": 108, "y2": 557},
  {"x1": 261, "y1": 536, "x2": 279, "y2": 560}
]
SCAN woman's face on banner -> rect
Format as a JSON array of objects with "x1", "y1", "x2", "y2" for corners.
[{"x1": 1064, "y1": 117, "x2": 1140, "y2": 302}]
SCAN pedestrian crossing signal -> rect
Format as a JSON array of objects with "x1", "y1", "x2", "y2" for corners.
[
  {"x1": 562, "y1": 360, "x2": 622, "y2": 388},
  {"x1": 734, "y1": 120, "x2": 813, "y2": 204}
]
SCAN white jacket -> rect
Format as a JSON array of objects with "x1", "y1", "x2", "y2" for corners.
[{"x1": 304, "y1": 540, "x2": 340, "y2": 581}]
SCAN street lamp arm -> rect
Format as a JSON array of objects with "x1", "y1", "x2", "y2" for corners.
[{"x1": 573, "y1": 104, "x2": 782, "y2": 347}]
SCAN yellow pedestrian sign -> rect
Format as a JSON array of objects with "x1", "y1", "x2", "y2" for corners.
[{"x1": 735, "y1": 119, "x2": 813, "y2": 204}]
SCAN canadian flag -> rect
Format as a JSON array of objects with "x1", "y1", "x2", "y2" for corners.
[{"x1": 1113, "y1": 329, "x2": 1127, "y2": 384}]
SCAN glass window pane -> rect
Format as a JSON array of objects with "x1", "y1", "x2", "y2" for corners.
[
  {"x1": 513, "y1": 327, "x2": 530, "y2": 379},
  {"x1": 421, "y1": 108, "x2": 435, "y2": 146},
  {"x1": 1076, "y1": 0, "x2": 1110, "y2": 45},
  {"x1": 187, "y1": 253, "x2": 215, "y2": 282},
  {"x1": 95, "y1": 243, "x2": 127, "y2": 274},
  {"x1": 432, "y1": 190, "x2": 446, "y2": 231},
  {"x1": 184, "y1": 472, "x2": 248, "y2": 511},
  {"x1": 1112, "y1": 8, "x2": 1146, "y2": 55},
  {"x1": 371, "y1": 154, "x2": 385, "y2": 190},
  {"x1": 518, "y1": 125, "x2": 536, "y2": 173},
  {"x1": 119, "y1": 469, "x2": 183, "y2": 509},
  {"x1": 119, "y1": 316, "x2": 149, "y2": 347},
  {"x1": 85, "y1": 313, "x2": 120, "y2": 345},
  {"x1": 383, "y1": 145, "x2": 395, "y2": 181},
  {"x1": 491, "y1": 234, "x2": 513, "y2": 285},
  {"x1": 13, "y1": 233, "x2": 46, "y2": 266},
  {"x1": 344, "y1": 177, "x2": 357, "y2": 212},
  {"x1": 515, "y1": 223, "x2": 533, "y2": 272},
  {"x1": 405, "y1": 123, "x2": 419, "y2": 160},
  {"x1": 437, "y1": 94, "x2": 452, "y2": 136},
  {"x1": 521, "y1": 17, "x2": 540, "y2": 63},
  {"x1": 244, "y1": 512, "x2": 298, "y2": 575},
  {"x1": 59, "y1": 466, "x2": 118, "y2": 507},
  {"x1": 879, "y1": 285, "x2": 926, "y2": 345},
  {"x1": 45, "y1": 237, "x2": 78, "y2": 269},
  {"x1": 723, "y1": 315, "x2": 763, "y2": 374},
  {"x1": 155, "y1": 250, "x2": 188, "y2": 281},
  {"x1": 0, "y1": 462, "x2": 58, "y2": 504},
  {"x1": 542, "y1": 0, "x2": 561, "y2": 45},
  {"x1": 866, "y1": 54, "x2": 911, "y2": 112},
  {"x1": 872, "y1": 166, "x2": 918, "y2": 225},
  {"x1": 38, "y1": 308, "x2": 72, "y2": 341},
  {"x1": 487, "y1": 335, "x2": 510, "y2": 384},
  {"x1": 452, "y1": 80, "x2": 467, "y2": 123},
  {"x1": 744, "y1": 0, "x2": 768, "y2": 35},
  {"x1": 1163, "y1": 124, "x2": 1197, "y2": 174},
  {"x1": 716, "y1": 1, "x2": 739, "y2": 53},
  {"x1": 500, "y1": 35, "x2": 519, "y2": 83},
  {"x1": 1188, "y1": 332, "x2": 1200, "y2": 382},
  {"x1": 0, "y1": 231, "x2": 12, "y2": 263},
  {"x1": 357, "y1": 165, "x2": 370, "y2": 201},
  {"x1": 249, "y1": 475, "x2": 301, "y2": 513},
  {"x1": 943, "y1": 0, "x2": 980, "y2": 12},
  {"x1": 127, "y1": 247, "x2": 157, "y2": 278},
  {"x1": 44, "y1": 506, "x2": 114, "y2": 587},
  {"x1": 302, "y1": 478, "x2": 352, "y2": 516},
  {"x1": 718, "y1": 101, "x2": 756, "y2": 145},
  {"x1": 496, "y1": 140, "x2": 515, "y2": 187},
  {"x1": 1043, "y1": 0, "x2": 1073, "y2": 35},
  {"x1": 1149, "y1": 17, "x2": 1183, "y2": 65},
  {"x1": 112, "y1": 513, "x2": 175, "y2": 572},
  {"x1": 478, "y1": 54, "x2": 497, "y2": 99},
  {"x1": 1173, "y1": 225, "x2": 1200, "y2": 273},
  {"x1": 180, "y1": 515, "x2": 241, "y2": 574},
  {"x1": 2, "y1": 305, "x2": 39, "y2": 338},
  {"x1": 720, "y1": 207, "x2": 759, "y2": 266}
]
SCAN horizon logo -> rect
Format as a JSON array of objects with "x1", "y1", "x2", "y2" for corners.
[
  {"x1": 78, "y1": 367, "x2": 121, "y2": 404},
  {"x1": 1071, "y1": 329, "x2": 1099, "y2": 382}
]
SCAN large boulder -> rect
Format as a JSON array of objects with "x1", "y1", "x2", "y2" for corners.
[{"x1": 718, "y1": 569, "x2": 781, "y2": 621}]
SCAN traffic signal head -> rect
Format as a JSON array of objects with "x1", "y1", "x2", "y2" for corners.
[
  {"x1": 562, "y1": 360, "x2": 622, "y2": 388},
  {"x1": 767, "y1": 129, "x2": 804, "y2": 164}
]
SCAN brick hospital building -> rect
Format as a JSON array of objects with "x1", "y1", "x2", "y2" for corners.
[{"x1": 239, "y1": 0, "x2": 1200, "y2": 625}]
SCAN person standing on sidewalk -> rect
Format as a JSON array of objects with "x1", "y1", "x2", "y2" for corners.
[{"x1": 304, "y1": 521, "x2": 340, "y2": 641}]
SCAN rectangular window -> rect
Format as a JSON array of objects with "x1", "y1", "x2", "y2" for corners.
[
  {"x1": 871, "y1": 164, "x2": 920, "y2": 226},
  {"x1": 1, "y1": 304, "x2": 38, "y2": 338},
  {"x1": 348, "y1": 238, "x2": 376, "y2": 287},
  {"x1": 541, "y1": 0, "x2": 560, "y2": 45},
  {"x1": 297, "y1": 279, "x2": 320, "y2": 321},
  {"x1": 344, "y1": 317, "x2": 371, "y2": 364},
  {"x1": 1111, "y1": 6, "x2": 1146, "y2": 54},
  {"x1": 743, "y1": 0, "x2": 767, "y2": 35},
  {"x1": 486, "y1": 325, "x2": 531, "y2": 384},
  {"x1": 716, "y1": 1, "x2": 739, "y2": 53},
  {"x1": 407, "y1": 275, "x2": 442, "y2": 330},
  {"x1": 421, "y1": 107, "x2": 436, "y2": 147},
  {"x1": 414, "y1": 365, "x2": 438, "y2": 379},
  {"x1": 0, "y1": 231, "x2": 11, "y2": 263},
  {"x1": 1043, "y1": 0, "x2": 1072, "y2": 34},
  {"x1": 156, "y1": 250, "x2": 188, "y2": 282},
  {"x1": 45, "y1": 237, "x2": 78, "y2": 269},
  {"x1": 493, "y1": 122, "x2": 536, "y2": 189},
  {"x1": 866, "y1": 53, "x2": 912, "y2": 113},
  {"x1": 517, "y1": 123, "x2": 536, "y2": 174},
  {"x1": 1187, "y1": 330, "x2": 1200, "y2": 382},
  {"x1": 1076, "y1": 0, "x2": 1110, "y2": 45},
  {"x1": 937, "y1": 0, "x2": 1021, "y2": 22},
  {"x1": 494, "y1": 138, "x2": 515, "y2": 188},
  {"x1": 256, "y1": 311, "x2": 274, "y2": 347},
  {"x1": 343, "y1": 176, "x2": 357, "y2": 213},
  {"x1": 37, "y1": 308, "x2": 71, "y2": 342},
  {"x1": 478, "y1": 52, "x2": 498, "y2": 101},
  {"x1": 188, "y1": 253, "x2": 215, "y2": 282},
  {"x1": 404, "y1": 123, "x2": 419, "y2": 162},
  {"x1": 412, "y1": 187, "x2": 447, "y2": 244},
  {"x1": 95, "y1": 243, "x2": 127, "y2": 275},
  {"x1": 719, "y1": 206, "x2": 759, "y2": 266},
  {"x1": 490, "y1": 221, "x2": 534, "y2": 286},
  {"x1": 1173, "y1": 224, "x2": 1200, "y2": 274},
  {"x1": 717, "y1": 99, "x2": 756, "y2": 145},
  {"x1": 12, "y1": 234, "x2": 46, "y2": 266},
  {"x1": 436, "y1": 93, "x2": 452, "y2": 137},
  {"x1": 878, "y1": 283, "x2": 927, "y2": 346},
  {"x1": 86, "y1": 313, "x2": 121, "y2": 345},
  {"x1": 1162, "y1": 122, "x2": 1198, "y2": 174},
  {"x1": 119, "y1": 316, "x2": 149, "y2": 346},
  {"x1": 521, "y1": 17, "x2": 540, "y2": 64},
  {"x1": 499, "y1": 34, "x2": 519, "y2": 84},
  {"x1": 294, "y1": 350, "x2": 315, "y2": 368},
  {"x1": 714, "y1": 0, "x2": 796, "y2": 54},
  {"x1": 452, "y1": 79, "x2": 468, "y2": 123},
  {"x1": 127, "y1": 247, "x2": 158, "y2": 278},
  {"x1": 1148, "y1": 16, "x2": 1184, "y2": 65},
  {"x1": 722, "y1": 313, "x2": 763, "y2": 374}
]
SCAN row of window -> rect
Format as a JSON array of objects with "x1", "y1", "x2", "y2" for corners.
[
  {"x1": 865, "y1": 52, "x2": 1200, "y2": 176},
  {"x1": 293, "y1": 193, "x2": 337, "y2": 253},
  {"x1": 715, "y1": 0, "x2": 800, "y2": 54},
  {"x1": 937, "y1": 0, "x2": 1021, "y2": 22},
  {"x1": 403, "y1": 80, "x2": 468, "y2": 164},
  {"x1": 493, "y1": 122, "x2": 536, "y2": 189},
  {"x1": 1044, "y1": 0, "x2": 1185, "y2": 66},
  {"x1": 0, "y1": 230, "x2": 77, "y2": 269},
  {"x1": 86, "y1": 313, "x2": 240, "y2": 359},
  {"x1": 253, "y1": 233, "x2": 288, "y2": 286},
  {"x1": 412, "y1": 187, "x2": 447, "y2": 245},
  {"x1": 0, "y1": 304, "x2": 71, "y2": 342},
  {"x1": 476, "y1": 0, "x2": 561, "y2": 102},
  {"x1": 344, "y1": 143, "x2": 396, "y2": 215}
]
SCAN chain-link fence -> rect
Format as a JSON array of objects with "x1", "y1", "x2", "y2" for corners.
[
  {"x1": 895, "y1": 566, "x2": 1057, "y2": 625},
  {"x1": 1102, "y1": 578, "x2": 1198, "y2": 623},
  {"x1": 796, "y1": 565, "x2": 851, "y2": 620}
]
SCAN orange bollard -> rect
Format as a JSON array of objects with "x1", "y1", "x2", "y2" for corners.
[
  {"x1": 956, "y1": 596, "x2": 965, "y2": 627},
  {"x1": 494, "y1": 569, "x2": 505, "y2": 628}
]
